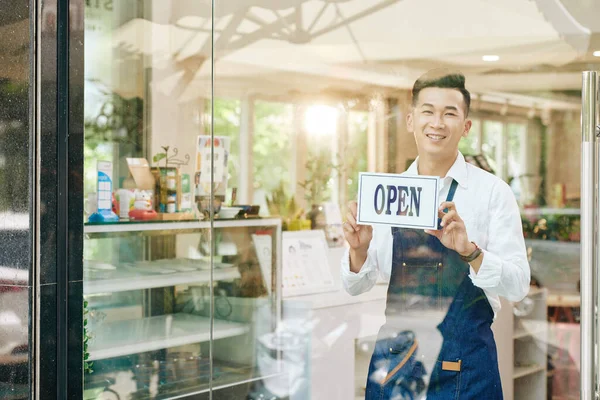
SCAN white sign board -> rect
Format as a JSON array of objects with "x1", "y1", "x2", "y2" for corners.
[
  {"x1": 357, "y1": 172, "x2": 440, "y2": 230},
  {"x1": 252, "y1": 234, "x2": 273, "y2": 295},
  {"x1": 282, "y1": 230, "x2": 336, "y2": 297}
]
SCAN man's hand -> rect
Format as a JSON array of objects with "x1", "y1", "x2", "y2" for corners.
[
  {"x1": 425, "y1": 201, "x2": 476, "y2": 256},
  {"x1": 343, "y1": 201, "x2": 373, "y2": 272}
]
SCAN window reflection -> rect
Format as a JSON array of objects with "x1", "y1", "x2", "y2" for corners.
[{"x1": 0, "y1": 2, "x2": 31, "y2": 398}]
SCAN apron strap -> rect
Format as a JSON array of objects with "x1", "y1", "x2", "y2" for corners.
[
  {"x1": 391, "y1": 179, "x2": 459, "y2": 235},
  {"x1": 444, "y1": 179, "x2": 459, "y2": 206},
  {"x1": 438, "y1": 179, "x2": 459, "y2": 229}
]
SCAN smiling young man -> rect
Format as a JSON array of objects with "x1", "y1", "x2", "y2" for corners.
[{"x1": 341, "y1": 70, "x2": 530, "y2": 399}]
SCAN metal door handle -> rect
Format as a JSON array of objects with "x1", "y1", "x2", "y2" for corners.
[{"x1": 580, "y1": 71, "x2": 598, "y2": 400}]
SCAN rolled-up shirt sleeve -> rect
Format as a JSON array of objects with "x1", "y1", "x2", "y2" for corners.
[
  {"x1": 469, "y1": 180, "x2": 531, "y2": 302},
  {"x1": 341, "y1": 228, "x2": 380, "y2": 296}
]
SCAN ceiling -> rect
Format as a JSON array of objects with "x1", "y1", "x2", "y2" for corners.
[{"x1": 85, "y1": 0, "x2": 600, "y2": 109}]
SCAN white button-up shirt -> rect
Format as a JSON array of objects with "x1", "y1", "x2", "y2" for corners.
[{"x1": 341, "y1": 152, "x2": 531, "y2": 315}]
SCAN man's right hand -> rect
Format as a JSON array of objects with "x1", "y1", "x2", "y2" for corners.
[{"x1": 343, "y1": 201, "x2": 373, "y2": 272}]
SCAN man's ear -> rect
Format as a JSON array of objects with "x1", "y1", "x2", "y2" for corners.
[
  {"x1": 462, "y1": 119, "x2": 472, "y2": 137},
  {"x1": 406, "y1": 112, "x2": 414, "y2": 132}
]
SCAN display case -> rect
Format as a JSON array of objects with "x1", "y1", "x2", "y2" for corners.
[{"x1": 82, "y1": 218, "x2": 283, "y2": 399}]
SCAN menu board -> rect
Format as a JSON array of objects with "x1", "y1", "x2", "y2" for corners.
[{"x1": 282, "y1": 230, "x2": 336, "y2": 297}]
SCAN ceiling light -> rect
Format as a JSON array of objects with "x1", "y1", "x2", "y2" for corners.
[
  {"x1": 593, "y1": 51, "x2": 600, "y2": 57},
  {"x1": 482, "y1": 55, "x2": 500, "y2": 62}
]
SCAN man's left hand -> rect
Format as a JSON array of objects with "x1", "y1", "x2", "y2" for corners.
[{"x1": 424, "y1": 201, "x2": 476, "y2": 257}]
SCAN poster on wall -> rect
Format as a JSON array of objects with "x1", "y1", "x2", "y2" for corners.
[
  {"x1": 252, "y1": 234, "x2": 273, "y2": 295},
  {"x1": 282, "y1": 230, "x2": 336, "y2": 297},
  {"x1": 195, "y1": 136, "x2": 230, "y2": 214}
]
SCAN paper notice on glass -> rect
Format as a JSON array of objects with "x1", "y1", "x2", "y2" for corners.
[
  {"x1": 195, "y1": 136, "x2": 230, "y2": 196},
  {"x1": 282, "y1": 230, "x2": 336, "y2": 297}
]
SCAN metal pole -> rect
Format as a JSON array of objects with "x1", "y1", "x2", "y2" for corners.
[{"x1": 581, "y1": 71, "x2": 598, "y2": 400}]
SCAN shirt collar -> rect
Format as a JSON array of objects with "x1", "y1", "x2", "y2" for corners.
[{"x1": 406, "y1": 152, "x2": 469, "y2": 189}]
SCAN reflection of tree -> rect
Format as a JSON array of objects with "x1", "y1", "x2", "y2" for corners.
[
  {"x1": 0, "y1": 79, "x2": 29, "y2": 212},
  {"x1": 84, "y1": 90, "x2": 143, "y2": 150}
]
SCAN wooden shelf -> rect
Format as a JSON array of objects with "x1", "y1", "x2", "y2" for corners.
[
  {"x1": 526, "y1": 286, "x2": 547, "y2": 297},
  {"x1": 513, "y1": 364, "x2": 545, "y2": 379},
  {"x1": 88, "y1": 314, "x2": 249, "y2": 361},
  {"x1": 521, "y1": 208, "x2": 580, "y2": 217},
  {"x1": 513, "y1": 319, "x2": 547, "y2": 340}
]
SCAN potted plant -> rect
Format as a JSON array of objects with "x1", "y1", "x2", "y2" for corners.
[
  {"x1": 266, "y1": 181, "x2": 308, "y2": 230},
  {"x1": 298, "y1": 149, "x2": 343, "y2": 229}
]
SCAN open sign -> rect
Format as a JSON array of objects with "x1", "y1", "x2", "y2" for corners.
[{"x1": 356, "y1": 173, "x2": 440, "y2": 229}]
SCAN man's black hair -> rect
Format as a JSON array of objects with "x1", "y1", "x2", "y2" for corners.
[{"x1": 412, "y1": 69, "x2": 471, "y2": 116}]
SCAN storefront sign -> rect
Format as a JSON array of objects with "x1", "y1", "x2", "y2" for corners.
[{"x1": 357, "y1": 173, "x2": 439, "y2": 230}]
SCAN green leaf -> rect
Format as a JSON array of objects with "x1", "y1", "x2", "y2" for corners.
[{"x1": 153, "y1": 153, "x2": 167, "y2": 163}]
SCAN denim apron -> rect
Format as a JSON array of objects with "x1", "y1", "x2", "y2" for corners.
[{"x1": 365, "y1": 180, "x2": 503, "y2": 400}]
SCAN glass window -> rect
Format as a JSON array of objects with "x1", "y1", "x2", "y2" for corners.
[
  {"x1": 79, "y1": 0, "x2": 598, "y2": 398},
  {"x1": 346, "y1": 111, "x2": 369, "y2": 201},
  {"x1": 459, "y1": 118, "x2": 480, "y2": 155},
  {"x1": 253, "y1": 101, "x2": 293, "y2": 194},
  {"x1": 482, "y1": 120, "x2": 503, "y2": 176}
]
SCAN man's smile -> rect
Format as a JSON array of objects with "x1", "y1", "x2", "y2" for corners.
[{"x1": 425, "y1": 133, "x2": 447, "y2": 141}]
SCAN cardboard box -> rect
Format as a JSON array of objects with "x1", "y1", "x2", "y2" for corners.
[{"x1": 125, "y1": 158, "x2": 156, "y2": 190}]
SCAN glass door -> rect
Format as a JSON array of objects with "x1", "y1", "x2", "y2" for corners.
[
  {"x1": 78, "y1": 0, "x2": 600, "y2": 399},
  {"x1": 207, "y1": 1, "x2": 597, "y2": 399}
]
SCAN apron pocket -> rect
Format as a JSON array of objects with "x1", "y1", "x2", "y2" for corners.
[{"x1": 429, "y1": 359, "x2": 462, "y2": 400}]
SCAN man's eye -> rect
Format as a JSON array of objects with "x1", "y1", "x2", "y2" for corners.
[
  {"x1": 445, "y1": 113, "x2": 457, "y2": 117},
  {"x1": 422, "y1": 110, "x2": 433, "y2": 115}
]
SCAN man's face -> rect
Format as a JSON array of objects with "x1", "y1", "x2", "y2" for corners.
[{"x1": 407, "y1": 87, "x2": 472, "y2": 159}]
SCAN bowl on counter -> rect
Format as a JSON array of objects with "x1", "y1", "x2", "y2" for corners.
[{"x1": 218, "y1": 207, "x2": 243, "y2": 219}]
